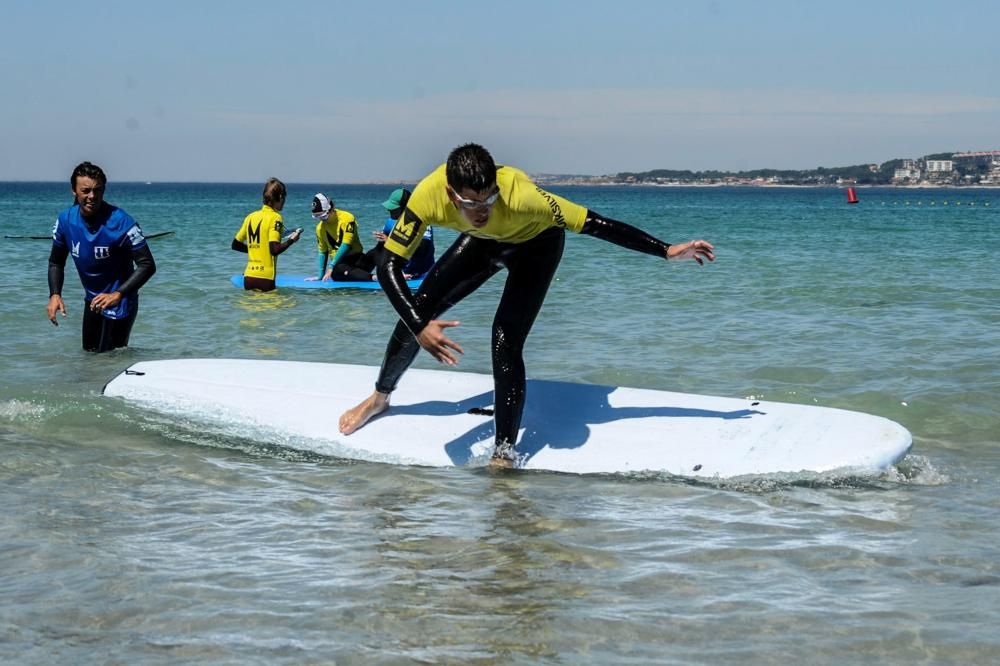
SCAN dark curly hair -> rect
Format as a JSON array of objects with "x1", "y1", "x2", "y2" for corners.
[
  {"x1": 445, "y1": 143, "x2": 497, "y2": 192},
  {"x1": 70, "y1": 162, "x2": 107, "y2": 189}
]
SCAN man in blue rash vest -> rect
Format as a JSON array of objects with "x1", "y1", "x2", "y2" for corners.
[
  {"x1": 338, "y1": 143, "x2": 715, "y2": 467},
  {"x1": 368, "y1": 188, "x2": 436, "y2": 279},
  {"x1": 47, "y1": 161, "x2": 157, "y2": 353}
]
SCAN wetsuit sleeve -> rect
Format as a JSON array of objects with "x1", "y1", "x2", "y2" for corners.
[
  {"x1": 231, "y1": 238, "x2": 248, "y2": 253},
  {"x1": 116, "y1": 245, "x2": 156, "y2": 295},
  {"x1": 316, "y1": 251, "x2": 329, "y2": 279},
  {"x1": 269, "y1": 218, "x2": 295, "y2": 256},
  {"x1": 328, "y1": 243, "x2": 351, "y2": 268},
  {"x1": 270, "y1": 239, "x2": 296, "y2": 256},
  {"x1": 580, "y1": 210, "x2": 670, "y2": 259},
  {"x1": 376, "y1": 251, "x2": 426, "y2": 335},
  {"x1": 47, "y1": 244, "x2": 69, "y2": 296}
]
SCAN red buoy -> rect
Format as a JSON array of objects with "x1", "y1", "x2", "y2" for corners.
[{"x1": 847, "y1": 187, "x2": 859, "y2": 204}]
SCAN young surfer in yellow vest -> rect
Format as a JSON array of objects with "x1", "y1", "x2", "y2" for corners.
[
  {"x1": 305, "y1": 193, "x2": 375, "y2": 282},
  {"x1": 232, "y1": 178, "x2": 302, "y2": 291}
]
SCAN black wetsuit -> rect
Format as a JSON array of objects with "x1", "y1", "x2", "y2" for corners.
[
  {"x1": 375, "y1": 211, "x2": 669, "y2": 458},
  {"x1": 329, "y1": 252, "x2": 377, "y2": 282},
  {"x1": 48, "y1": 244, "x2": 156, "y2": 353}
]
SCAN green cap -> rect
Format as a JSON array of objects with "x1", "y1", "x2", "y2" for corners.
[{"x1": 381, "y1": 188, "x2": 409, "y2": 211}]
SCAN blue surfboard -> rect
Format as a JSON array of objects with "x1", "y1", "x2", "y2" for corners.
[{"x1": 230, "y1": 274, "x2": 423, "y2": 291}]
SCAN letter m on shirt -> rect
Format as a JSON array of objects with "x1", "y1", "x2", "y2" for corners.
[
  {"x1": 389, "y1": 211, "x2": 421, "y2": 248},
  {"x1": 247, "y1": 222, "x2": 261, "y2": 245}
]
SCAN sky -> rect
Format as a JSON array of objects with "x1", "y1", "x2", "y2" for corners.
[{"x1": 2, "y1": 0, "x2": 998, "y2": 182}]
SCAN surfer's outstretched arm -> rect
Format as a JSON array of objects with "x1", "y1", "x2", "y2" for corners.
[
  {"x1": 339, "y1": 391, "x2": 390, "y2": 434},
  {"x1": 665, "y1": 239, "x2": 715, "y2": 264},
  {"x1": 580, "y1": 211, "x2": 715, "y2": 264}
]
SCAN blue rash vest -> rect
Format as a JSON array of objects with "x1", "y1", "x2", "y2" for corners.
[{"x1": 51, "y1": 203, "x2": 147, "y2": 320}]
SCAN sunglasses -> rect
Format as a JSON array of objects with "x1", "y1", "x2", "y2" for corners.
[
  {"x1": 312, "y1": 206, "x2": 333, "y2": 219},
  {"x1": 449, "y1": 187, "x2": 500, "y2": 210}
]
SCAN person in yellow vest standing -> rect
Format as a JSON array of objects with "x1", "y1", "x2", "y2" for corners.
[{"x1": 232, "y1": 178, "x2": 302, "y2": 291}]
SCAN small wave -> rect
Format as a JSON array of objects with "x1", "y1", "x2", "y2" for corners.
[
  {"x1": 118, "y1": 409, "x2": 400, "y2": 467},
  {"x1": 0, "y1": 399, "x2": 47, "y2": 423},
  {"x1": 960, "y1": 575, "x2": 1000, "y2": 588},
  {"x1": 882, "y1": 454, "x2": 949, "y2": 486},
  {"x1": 613, "y1": 458, "x2": 940, "y2": 493}
]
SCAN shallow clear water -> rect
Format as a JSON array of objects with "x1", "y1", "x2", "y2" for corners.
[{"x1": 2, "y1": 183, "x2": 998, "y2": 663}]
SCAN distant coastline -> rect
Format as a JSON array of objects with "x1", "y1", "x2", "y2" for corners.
[
  {"x1": 533, "y1": 149, "x2": 1000, "y2": 189},
  {"x1": 4, "y1": 148, "x2": 999, "y2": 188},
  {"x1": 2, "y1": 179, "x2": 997, "y2": 189},
  {"x1": 531, "y1": 178, "x2": 1000, "y2": 189}
]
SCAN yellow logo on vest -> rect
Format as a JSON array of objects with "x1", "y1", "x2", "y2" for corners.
[{"x1": 390, "y1": 218, "x2": 418, "y2": 247}]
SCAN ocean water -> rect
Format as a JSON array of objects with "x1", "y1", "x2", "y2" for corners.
[{"x1": 1, "y1": 182, "x2": 998, "y2": 664}]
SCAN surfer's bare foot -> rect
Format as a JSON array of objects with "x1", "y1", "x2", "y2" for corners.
[
  {"x1": 488, "y1": 443, "x2": 517, "y2": 469},
  {"x1": 339, "y1": 392, "x2": 389, "y2": 434},
  {"x1": 488, "y1": 455, "x2": 516, "y2": 470}
]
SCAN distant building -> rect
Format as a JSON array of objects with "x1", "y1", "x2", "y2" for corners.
[
  {"x1": 925, "y1": 160, "x2": 954, "y2": 173},
  {"x1": 893, "y1": 159, "x2": 921, "y2": 182},
  {"x1": 952, "y1": 150, "x2": 1000, "y2": 184},
  {"x1": 984, "y1": 157, "x2": 1000, "y2": 185},
  {"x1": 953, "y1": 150, "x2": 1000, "y2": 161}
]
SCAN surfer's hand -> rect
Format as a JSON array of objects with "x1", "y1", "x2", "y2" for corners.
[
  {"x1": 304, "y1": 276, "x2": 319, "y2": 282},
  {"x1": 47, "y1": 294, "x2": 66, "y2": 326},
  {"x1": 667, "y1": 239, "x2": 715, "y2": 265},
  {"x1": 90, "y1": 291, "x2": 122, "y2": 312},
  {"x1": 418, "y1": 320, "x2": 464, "y2": 366}
]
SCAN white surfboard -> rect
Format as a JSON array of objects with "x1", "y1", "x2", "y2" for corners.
[{"x1": 102, "y1": 359, "x2": 911, "y2": 478}]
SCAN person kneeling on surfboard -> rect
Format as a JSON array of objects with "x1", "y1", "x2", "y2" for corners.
[
  {"x1": 232, "y1": 178, "x2": 302, "y2": 292},
  {"x1": 305, "y1": 193, "x2": 377, "y2": 282},
  {"x1": 338, "y1": 143, "x2": 715, "y2": 466}
]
